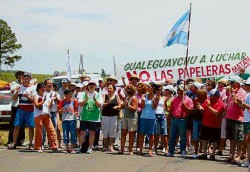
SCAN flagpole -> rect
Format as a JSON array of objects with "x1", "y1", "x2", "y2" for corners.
[
  {"x1": 113, "y1": 54, "x2": 117, "y2": 77},
  {"x1": 184, "y1": 3, "x2": 192, "y2": 91}
]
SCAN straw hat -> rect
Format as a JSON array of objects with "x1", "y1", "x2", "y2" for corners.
[{"x1": 129, "y1": 74, "x2": 140, "y2": 82}]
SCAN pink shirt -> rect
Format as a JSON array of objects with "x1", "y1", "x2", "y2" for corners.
[
  {"x1": 226, "y1": 88, "x2": 246, "y2": 122},
  {"x1": 135, "y1": 94, "x2": 143, "y2": 113},
  {"x1": 170, "y1": 95, "x2": 193, "y2": 118}
]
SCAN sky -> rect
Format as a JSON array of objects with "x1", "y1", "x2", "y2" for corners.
[{"x1": 0, "y1": 0, "x2": 250, "y2": 75}]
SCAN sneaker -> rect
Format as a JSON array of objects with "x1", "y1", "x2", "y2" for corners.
[
  {"x1": 145, "y1": 143, "x2": 149, "y2": 148},
  {"x1": 87, "y1": 147, "x2": 93, "y2": 154},
  {"x1": 162, "y1": 147, "x2": 166, "y2": 153},
  {"x1": 217, "y1": 151, "x2": 223, "y2": 156},
  {"x1": 77, "y1": 148, "x2": 82, "y2": 154},
  {"x1": 241, "y1": 161, "x2": 250, "y2": 168},
  {"x1": 38, "y1": 149, "x2": 43, "y2": 153},
  {"x1": 71, "y1": 150, "x2": 76, "y2": 154},
  {"x1": 166, "y1": 152, "x2": 174, "y2": 157},
  {"x1": 181, "y1": 151, "x2": 186, "y2": 158},
  {"x1": 8, "y1": 143, "x2": 16, "y2": 150},
  {"x1": 198, "y1": 154, "x2": 208, "y2": 160},
  {"x1": 113, "y1": 145, "x2": 119, "y2": 151},
  {"x1": 192, "y1": 154, "x2": 198, "y2": 159},
  {"x1": 209, "y1": 155, "x2": 215, "y2": 161}
]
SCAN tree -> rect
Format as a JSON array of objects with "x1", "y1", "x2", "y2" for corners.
[{"x1": 0, "y1": 19, "x2": 22, "y2": 70}]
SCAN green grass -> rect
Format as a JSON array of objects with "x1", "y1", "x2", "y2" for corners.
[
  {"x1": 0, "y1": 128, "x2": 30, "y2": 146},
  {"x1": 0, "y1": 72, "x2": 53, "y2": 83}
]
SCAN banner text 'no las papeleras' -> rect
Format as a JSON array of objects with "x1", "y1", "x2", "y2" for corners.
[{"x1": 119, "y1": 52, "x2": 247, "y2": 82}]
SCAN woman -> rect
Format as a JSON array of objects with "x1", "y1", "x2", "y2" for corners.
[
  {"x1": 119, "y1": 84, "x2": 138, "y2": 155},
  {"x1": 33, "y1": 83, "x2": 58, "y2": 152},
  {"x1": 154, "y1": 85, "x2": 168, "y2": 155},
  {"x1": 135, "y1": 83, "x2": 147, "y2": 149},
  {"x1": 192, "y1": 89, "x2": 207, "y2": 158},
  {"x1": 102, "y1": 84, "x2": 121, "y2": 152},
  {"x1": 164, "y1": 85, "x2": 175, "y2": 143},
  {"x1": 138, "y1": 82, "x2": 158, "y2": 157}
]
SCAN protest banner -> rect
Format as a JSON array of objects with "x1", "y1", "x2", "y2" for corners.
[{"x1": 116, "y1": 52, "x2": 249, "y2": 82}]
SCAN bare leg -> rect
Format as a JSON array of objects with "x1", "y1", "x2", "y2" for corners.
[
  {"x1": 29, "y1": 127, "x2": 34, "y2": 146},
  {"x1": 120, "y1": 129, "x2": 128, "y2": 153},
  {"x1": 128, "y1": 131, "x2": 135, "y2": 154},
  {"x1": 148, "y1": 134, "x2": 154, "y2": 156}
]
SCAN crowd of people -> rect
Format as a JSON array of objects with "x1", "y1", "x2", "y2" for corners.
[{"x1": 3, "y1": 68, "x2": 250, "y2": 168}]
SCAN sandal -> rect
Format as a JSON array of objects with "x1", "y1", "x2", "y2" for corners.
[
  {"x1": 29, "y1": 144, "x2": 34, "y2": 150},
  {"x1": 8, "y1": 143, "x2": 16, "y2": 150}
]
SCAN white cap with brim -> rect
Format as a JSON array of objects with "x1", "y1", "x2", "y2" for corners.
[
  {"x1": 193, "y1": 81, "x2": 202, "y2": 90},
  {"x1": 62, "y1": 79, "x2": 67, "y2": 83},
  {"x1": 75, "y1": 83, "x2": 82, "y2": 88},
  {"x1": 163, "y1": 85, "x2": 175, "y2": 93},
  {"x1": 229, "y1": 76, "x2": 242, "y2": 84}
]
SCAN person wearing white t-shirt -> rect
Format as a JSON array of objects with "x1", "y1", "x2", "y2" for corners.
[
  {"x1": 33, "y1": 83, "x2": 58, "y2": 153},
  {"x1": 8, "y1": 72, "x2": 36, "y2": 150}
]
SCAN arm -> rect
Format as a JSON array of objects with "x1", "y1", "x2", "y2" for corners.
[
  {"x1": 207, "y1": 104, "x2": 224, "y2": 117},
  {"x1": 33, "y1": 95, "x2": 44, "y2": 109},
  {"x1": 152, "y1": 95, "x2": 160, "y2": 110},
  {"x1": 126, "y1": 96, "x2": 138, "y2": 112},
  {"x1": 93, "y1": 93, "x2": 102, "y2": 108}
]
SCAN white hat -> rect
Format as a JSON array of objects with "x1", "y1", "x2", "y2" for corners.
[
  {"x1": 229, "y1": 76, "x2": 242, "y2": 84},
  {"x1": 163, "y1": 85, "x2": 175, "y2": 92},
  {"x1": 193, "y1": 81, "x2": 202, "y2": 90},
  {"x1": 75, "y1": 83, "x2": 82, "y2": 88}
]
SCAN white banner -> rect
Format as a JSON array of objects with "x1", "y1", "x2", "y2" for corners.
[{"x1": 116, "y1": 52, "x2": 249, "y2": 82}]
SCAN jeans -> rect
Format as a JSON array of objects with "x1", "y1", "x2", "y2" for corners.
[
  {"x1": 42, "y1": 112, "x2": 57, "y2": 146},
  {"x1": 62, "y1": 120, "x2": 77, "y2": 145},
  {"x1": 169, "y1": 117, "x2": 188, "y2": 155}
]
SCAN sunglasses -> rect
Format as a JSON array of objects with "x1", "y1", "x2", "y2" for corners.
[{"x1": 23, "y1": 75, "x2": 31, "y2": 78}]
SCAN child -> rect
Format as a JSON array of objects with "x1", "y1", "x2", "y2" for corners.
[{"x1": 58, "y1": 89, "x2": 78, "y2": 153}]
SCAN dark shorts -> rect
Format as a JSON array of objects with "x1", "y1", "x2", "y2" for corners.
[
  {"x1": 80, "y1": 121, "x2": 100, "y2": 132},
  {"x1": 244, "y1": 122, "x2": 250, "y2": 135},
  {"x1": 200, "y1": 125, "x2": 221, "y2": 143},
  {"x1": 226, "y1": 119, "x2": 244, "y2": 141}
]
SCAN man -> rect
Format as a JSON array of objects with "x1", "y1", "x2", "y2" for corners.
[
  {"x1": 167, "y1": 84, "x2": 193, "y2": 157},
  {"x1": 216, "y1": 79, "x2": 228, "y2": 156},
  {"x1": 235, "y1": 78, "x2": 250, "y2": 167},
  {"x1": 8, "y1": 71, "x2": 25, "y2": 146},
  {"x1": 79, "y1": 73, "x2": 90, "y2": 84},
  {"x1": 226, "y1": 76, "x2": 246, "y2": 162},
  {"x1": 198, "y1": 89, "x2": 225, "y2": 160},
  {"x1": 238, "y1": 68, "x2": 250, "y2": 81},
  {"x1": 8, "y1": 72, "x2": 36, "y2": 149},
  {"x1": 78, "y1": 81, "x2": 103, "y2": 154},
  {"x1": 58, "y1": 79, "x2": 68, "y2": 99}
]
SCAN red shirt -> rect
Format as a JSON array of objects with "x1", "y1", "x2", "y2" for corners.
[
  {"x1": 170, "y1": 95, "x2": 193, "y2": 118},
  {"x1": 202, "y1": 98, "x2": 224, "y2": 128}
]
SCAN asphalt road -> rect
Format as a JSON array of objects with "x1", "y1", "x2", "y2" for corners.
[{"x1": 0, "y1": 144, "x2": 248, "y2": 172}]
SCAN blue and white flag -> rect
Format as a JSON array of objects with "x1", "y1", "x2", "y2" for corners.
[{"x1": 163, "y1": 10, "x2": 190, "y2": 47}]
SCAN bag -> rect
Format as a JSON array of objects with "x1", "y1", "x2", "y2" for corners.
[{"x1": 80, "y1": 131, "x2": 89, "y2": 153}]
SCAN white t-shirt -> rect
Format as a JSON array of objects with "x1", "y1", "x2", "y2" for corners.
[
  {"x1": 33, "y1": 94, "x2": 51, "y2": 117},
  {"x1": 17, "y1": 84, "x2": 36, "y2": 107},
  {"x1": 244, "y1": 93, "x2": 250, "y2": 122},
  {"x1": 44, "y1": 90, "x2": 61, "y2": 112},
  {"x1": 10, "y1": 80, "x2": 20, "y2": 107},
  {"x1": 155, "y1": 96, "x2": 166, "y2": 114}
]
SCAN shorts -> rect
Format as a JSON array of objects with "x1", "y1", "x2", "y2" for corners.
[
  {"x1": 226, "y1": 119, "x2": 244, "y2": 141},
  {"x1": 80, "y1": 121, "x2": 100, "y2": 132},
  {"x1": 244, "y1": 122, "x2": 250, "y2": 135},
  {"x1": 121, "y1": 117, "x2": 138, "y2": 132},
  {"x1": 139, "y1": 118, "x2": 156, "y2": 135},
  {"x1": 220, "y1": 118, "x2": 227, "y2": 139},
  {"x1": 200, "y1": 125, "x2": 221, "y2": 143},
  {"x1": 192, "y1": 120, "x2": 202, "y2": 140},
  {"x1": 155, "y1": 114, "x2": 167, "y2": 135},
  {"x1": 102, "y1": 116, "x2": 117, "y2": 138},
  {"x1": 14, "y1": 108, "x2": 34, "y2": 128}
]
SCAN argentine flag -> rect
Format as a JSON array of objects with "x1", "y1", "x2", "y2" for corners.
[{"x1": 163, "y1": 10, "x2": 190, "y2": 47}]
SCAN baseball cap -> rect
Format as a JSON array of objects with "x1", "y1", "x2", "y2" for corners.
[
  {"x1": 193, "y1": 81, "x2": 202, "y2": 90},
  {"x1": 208, "y1": 89, "x2": 220, "y2": 97},
  {"x1": 23, "y1": 72, "x2": 32, "y2": 78},
  {"x1": 62, "y1": 79, "x2": 67, "y2": 83}
]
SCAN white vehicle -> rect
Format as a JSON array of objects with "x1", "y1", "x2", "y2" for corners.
[
  {"x1": 0, "y1": 90, "x2": 11, "y2": 125},
  {"x1": 51, "y1": 73, "x2": 103, "y2": 89}
]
